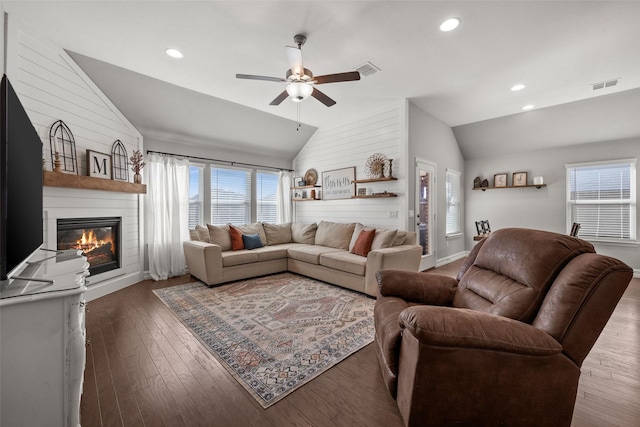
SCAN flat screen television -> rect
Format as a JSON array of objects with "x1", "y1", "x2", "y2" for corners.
[{"x1": 0, "y1": 74, "x2": 43, "y2": 280}]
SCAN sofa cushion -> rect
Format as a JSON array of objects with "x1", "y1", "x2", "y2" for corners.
[
  {"x1": 252, "y1": 246, "x2": 289, "y2": 262},
  {"x1": 315, "y1": 221, "x2": 356, "y2": 250},
  {"x1": 392, "y1": 231, "x2": 407, "y2": 246},
  {"x1": 287, "y1": 245, "x2": 343, "y2": 265},
  {"x1": 291, "y1": 222, "x2": 317, "y2": 244},
  {"x1": 236, "y1": 223, "x2": 267, "y2": 246},
  {"x1": 351, "y1": 229, "x2": 376, "y2": 257},
  {"x1": 242, "y1": 234, "x2": 264, "y2": 250},
  {"x1": 222, "y1": 250, "x2": 259, "y2": 267},
  {"x1": 320, "y1": 251, "x2": 367, "y2": 276},
  {"x1": 263, "y1": 222, "x2": 292, "y2": 245},
  {"x1": 207, "y1": 224, "x2": 232, "y2": 251},
  {"x1": 195, "y1": 225, "x2": 211, "y2": 243}
]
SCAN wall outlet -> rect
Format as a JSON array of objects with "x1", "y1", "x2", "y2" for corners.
[{"x1": 388, "y1": 211, "x2": 399, "y2": 218}]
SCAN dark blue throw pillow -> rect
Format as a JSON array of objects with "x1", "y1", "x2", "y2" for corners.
[{"x1": 242, "y1": 234, "x2": 264, "y2": 250}]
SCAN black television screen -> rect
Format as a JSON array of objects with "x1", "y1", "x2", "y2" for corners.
[{"x1": 0, "y1": 74, "x2": 43, "y2": 280}]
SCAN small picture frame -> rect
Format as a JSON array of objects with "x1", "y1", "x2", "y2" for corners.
[
  {"x1": 293, "y1": 177, "x2": 303, "y2": 188},
  {"x1": 357, "y1": 187, "x2": 367, "y2": 196},
  {"x1": 86, "y1": 150, "x2": 112, "y2": 179},
  {"x1": 494, "y1": 173, "x2": 508, "y2": 188},
  {"x1": 293, "y1": 190, "x2": 303, "y2": 199},
  {"x1": 513, "y1": 172, "x2": 528, "y2": 187},
  {"x1": 482, "y1": 220, "x2": 491, "y2": 233},
  {"x1": 475, "y1": 221, "x2": 483, "y2": 235}
]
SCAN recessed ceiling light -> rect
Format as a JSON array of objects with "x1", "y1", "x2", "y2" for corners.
[
  {"x1": 165, "y1": 48, "x2": 184, "y2": 59},
  {"x1": 440, "y1": 18, "x2": 460, "y2": 32},
  {"x1": 522, "y1": 104, "x2": 535, "y2": 111},
  {"x1": 511, "y1": 84, "x2": 526, "y2": 91}
]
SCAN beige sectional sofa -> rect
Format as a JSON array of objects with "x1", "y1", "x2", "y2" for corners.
[{"x1": 183, "y1": 221, "x2": 422, "y2": 297}]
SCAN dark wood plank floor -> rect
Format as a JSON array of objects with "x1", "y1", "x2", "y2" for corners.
[{"x1": 81, "y1": 261, "x2": 640, "y2": 426}]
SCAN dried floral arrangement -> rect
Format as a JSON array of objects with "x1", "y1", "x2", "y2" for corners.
[{"x1": 130, "y1": 150, "x2": 146, "y2": 174}]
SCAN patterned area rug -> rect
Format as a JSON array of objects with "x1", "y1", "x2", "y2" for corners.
[{"x1": 153, "y1": 273, "x2": 375, "y2": 408}]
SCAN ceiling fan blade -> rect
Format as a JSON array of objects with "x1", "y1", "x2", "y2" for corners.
[
  {"x1": 286, "y1": 46, "x2": 304, "y2": 78},
  {"x1": 314, "y1": 71, "x2": 361, "y2": 85},
  {"x1": 269, "y1": 90, "x2": 289, "y2": 106},
  {"x1": 311, "y1": 88, "x2": 336, "y2": 107},
  {"x1": 236, "y1": 74, "x2": 286, "y2": 83}
]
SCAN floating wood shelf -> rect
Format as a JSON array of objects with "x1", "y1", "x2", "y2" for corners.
[
  {"x1": 352, "y1": 193, "x2": 398, "y2": 199},
  {"x1": 353, "y1": 177, "x2": 398, "y2": 184},
  {"x1": 43, "y1": 171, "x2": 147, "y2": 194},
  {"x1": 292, "y1": 198, "x2": 320, "y2": 202},
  {"x1": 473, "y1": 184, "x2": 546, "y2": 191},
  {"x1": 290, "y1": 185, "x2": 321, "y2": 190}
]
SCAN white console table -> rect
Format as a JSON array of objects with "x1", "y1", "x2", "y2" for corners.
[{"x1": 0, "y1": 250, "x2": 89, "y2": 427}]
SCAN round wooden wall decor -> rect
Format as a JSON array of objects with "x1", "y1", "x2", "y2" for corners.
[{"x1": 304, "y1": 169, "x2": 318, "y2": 186}]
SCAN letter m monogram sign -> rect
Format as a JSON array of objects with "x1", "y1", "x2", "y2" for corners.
[{"x1": 87, "y1": 150, "x2": 112, "y2": 179}]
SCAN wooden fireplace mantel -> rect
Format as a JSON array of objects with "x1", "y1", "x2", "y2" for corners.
[{"x1": 43, "y1": 171, "x2": 147, "y2": 194}]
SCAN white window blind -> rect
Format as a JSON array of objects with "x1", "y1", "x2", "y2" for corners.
[
  {"x1": 566, "y1": 159, "x2": 636, "y2": 241},
  {"x1": 188, "y1": 164, "x2": 204, "y2": 229},
  {"x1": 257, "y1": 171, "x2": 278, "y2": 223},
  {"x1": 210, "y1": 166, "x2": 251, "y2": 225},
  {"x1": 445, "y1": 169, "x2": 462, "y2": 235}
]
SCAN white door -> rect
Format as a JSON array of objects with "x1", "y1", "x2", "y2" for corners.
[{"x1": 416, "y1": 159, "x2": 436, "y2": 271}]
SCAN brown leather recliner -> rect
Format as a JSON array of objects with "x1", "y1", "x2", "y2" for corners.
[{"x1": 374, "y1": 228, "x2": 633, "y2": 427}]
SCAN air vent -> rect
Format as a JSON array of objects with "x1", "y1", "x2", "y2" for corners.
[
  {"x1": 355, "y1": 62, "x2": 381, "y2": 77},
  {"x1": 592, "y1": 78, "x2": 620, "y2": 91}
]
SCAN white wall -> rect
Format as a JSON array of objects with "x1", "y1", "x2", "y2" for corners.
[
  {"x1": 408, "y1": 103, "x2": 467, "y2": 265},
  {"x1": 7, "y1": 18, "x2": 145, "y2": 300},
  {"x1": 465, "y1": 137, "x2": 640, "y2": 272},
  {"x1": 292, "y1": 102, "x2": 408, "y2": 230}
]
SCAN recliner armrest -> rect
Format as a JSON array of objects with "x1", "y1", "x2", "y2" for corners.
[
  {"x1": 376, "y1": 270, "x2": 457, "y2": 305},
  {"x1": 400, "y1": 305, "x2": 562, "y2": 356}
]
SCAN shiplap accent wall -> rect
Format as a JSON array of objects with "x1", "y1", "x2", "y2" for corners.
[
  {"x1": 293, "y1": 102, "x2": 408, "y2": 230},
  {"x1": 7, "y1": 20, "x2": 144, "y2": 300}
]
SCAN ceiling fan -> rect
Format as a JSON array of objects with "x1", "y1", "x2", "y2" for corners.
[{"x1": 236, "y1": 34, "x2": 360, "y2": 107}]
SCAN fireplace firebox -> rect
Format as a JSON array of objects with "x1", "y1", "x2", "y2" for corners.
[{"x1": 57, "y1": 217, "x2": 121, "y2": 276}]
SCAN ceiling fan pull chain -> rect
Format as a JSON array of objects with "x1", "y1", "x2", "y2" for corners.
[{"x1": 296, "y1": 103, "x2": 301, "y2": 131}]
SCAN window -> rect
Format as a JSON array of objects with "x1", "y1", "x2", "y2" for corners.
[
  {"x1": 445, "y1": 169, "x2": 462, "y2": 236},
  {"x1": 211, "y1": 166, "x2": 251, "y2": 224},
  {"x1": 188, "y1": 164, "x2": 204, "y2": 230},
  {"x1": 256, "y1": 171, "x2": 278, "y2": 223},
  {"x1": 566, "y1": 159, "x2": 636, "y2": 241}
]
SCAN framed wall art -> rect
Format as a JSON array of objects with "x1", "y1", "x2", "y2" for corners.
[
  {"x1": 494, "y1": 173, "x2": 508, "y2": 188},
  {"x1": 513, "y1": 172, "x2": 528, "y2": 187},
  {"x1": 86, "y1": 150, "x2": 112, "y2": 179},
  {"x1": 322, "y1": 167, "x2": 355, "y2": 200}
]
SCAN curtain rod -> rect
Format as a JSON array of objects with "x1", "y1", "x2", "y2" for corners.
[{"x1": 146, "y1": 150, "x2": 294, "y2": 172}]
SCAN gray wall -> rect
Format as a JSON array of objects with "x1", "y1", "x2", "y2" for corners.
[
  {"x1": 408, "y1": 103, "x2": 466, "y2": 264},
  {"x1": 465, "y1": 137, "x2": 640, "y2": 270}
]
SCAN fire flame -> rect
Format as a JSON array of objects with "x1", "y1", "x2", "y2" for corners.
[{"x1": 74, "y1": 230, "x2": 115, "y2": 255}]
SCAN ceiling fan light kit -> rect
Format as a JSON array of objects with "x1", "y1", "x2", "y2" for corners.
[{"x1": 236, "y1": 34, "x2": 360, "y2": 108}]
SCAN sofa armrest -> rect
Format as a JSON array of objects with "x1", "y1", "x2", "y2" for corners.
[
  {"x1": 183, "y1": 241, "x2": 223, "y2": 285},
  {"x1": 400, "y1": 305, "x2": 562, "y2": 356},
  {"x1": 376, "y1": 270, "x2": 457, "y2": 305},
  {"x1": 365, "y1": 245, "x2": 423, "y2": 296}
]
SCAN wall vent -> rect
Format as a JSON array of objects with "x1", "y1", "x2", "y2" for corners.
[
  {"x1": 355, "y1": 62, "x2": 381, "y2": 77},
  {"x1": 592, "y1": 78, "x2": 620, "y2": 91}
]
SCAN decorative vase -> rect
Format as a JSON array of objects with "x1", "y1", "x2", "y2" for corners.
[
  {"x1": 387, "y1": 159, "x2": 394, "y2": 178},
  {"x1": 134, "y1": 173, "x2": 142, "y2": 184}
]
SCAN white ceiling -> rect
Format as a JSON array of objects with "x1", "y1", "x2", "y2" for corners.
[{"x1": 4, "y1": 1, "x2": 640, "y2": 159}]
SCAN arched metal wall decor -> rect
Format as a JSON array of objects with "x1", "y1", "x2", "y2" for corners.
[
  {"x1": 111, "y1": 140, "x2": 129, "y2": 181},
  {"x1": 49, "y1": 120, "x2": 78, "y2": 174}
]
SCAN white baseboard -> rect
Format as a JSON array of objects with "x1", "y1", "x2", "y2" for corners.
[
  {"x1": 436, "y1": 251, "x2": 469, "y2": 268},
  {"x1": 85, "y1": 271, "x2": 145, "y2": 302},
  {"x1": 634, "y1": 269, "x2": 640, "y2": 278}
]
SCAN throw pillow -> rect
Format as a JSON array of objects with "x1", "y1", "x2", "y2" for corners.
[
  {"x1": 351, "y1": 229, "x2": 376, "y2": 257},
  {"x1": 348, "y1": 223, "x2": 366, "y2": 251},
  {"x1": 207, "y1": 224, "x2": 232, "y2": 251},
  {"x1": 242, "y1": 233, "x2": 264, "y2": 250},
  {"x1": 189, "y1": 229, "x2": 199, "y2": 241},
  {"x1": 392, "y1": 231, "x2": 408, "y2": 246},
  {"x1": 228, "y1": 225, "x2": 245, "y2": 251},
  {"x1": 263, "y1": 222, "x2": 292, "y2": 245},
  {"x1": 291, "y1": 222, "x2": 318, "y2": 244}
]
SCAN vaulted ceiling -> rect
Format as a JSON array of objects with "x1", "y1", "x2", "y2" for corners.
[{"x1": 4, "y1": 1, "x2": 640, "y2": 160}]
